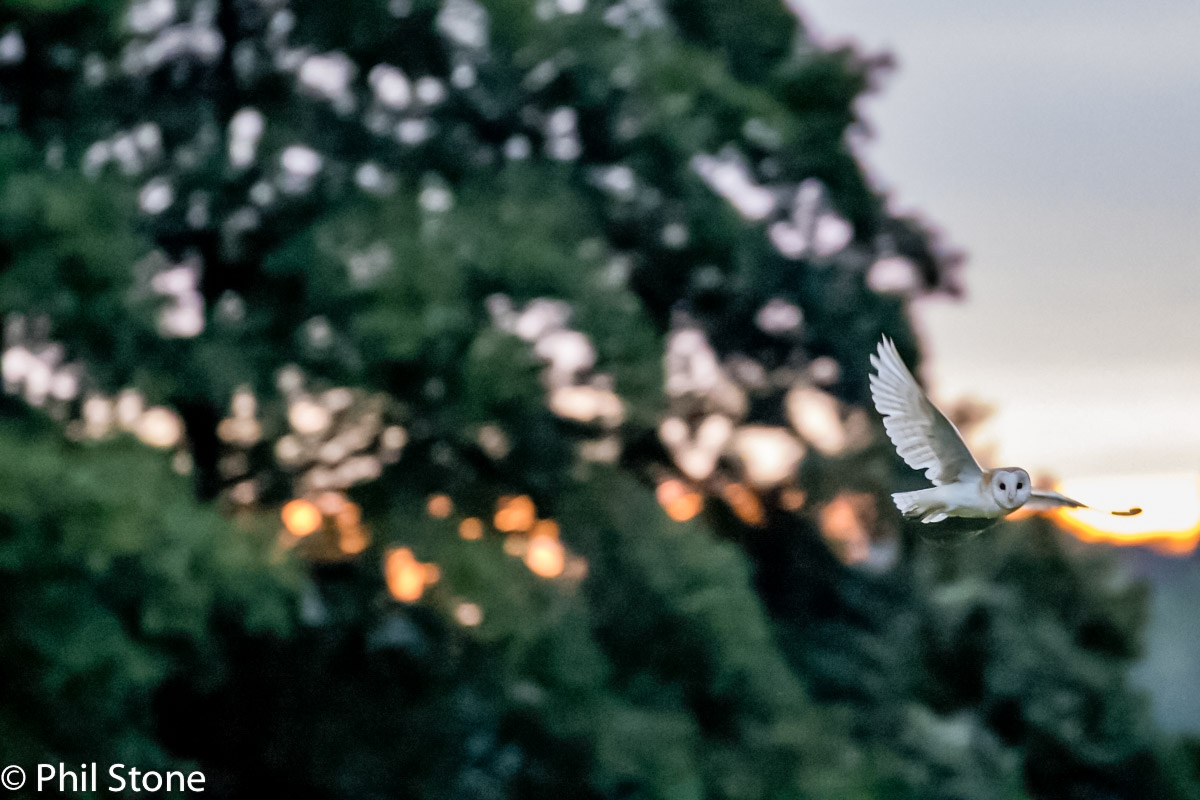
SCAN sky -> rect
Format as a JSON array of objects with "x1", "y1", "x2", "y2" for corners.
[{"x1": 797, "y1": 0, "x2": 1200, "y2": 482}]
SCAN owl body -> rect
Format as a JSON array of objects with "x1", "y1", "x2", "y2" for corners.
[{"x1": 892, "y1": 472, "x2": 1011, "y2": 524}]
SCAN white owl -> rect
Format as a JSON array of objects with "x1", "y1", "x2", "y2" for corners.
[{"x1": 869, "y1": 336, "x2": 1140, "y2": 526}]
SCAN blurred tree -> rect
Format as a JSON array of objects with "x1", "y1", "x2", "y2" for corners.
[
  {"x1": 0, "y1": 397, "x2": 297, "y2": 780},
  {"x1": 0, "y1": 0, "x2": 1193, "y2": 798}
]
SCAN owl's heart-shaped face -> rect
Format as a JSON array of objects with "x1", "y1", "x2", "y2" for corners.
[{"x1": 989, "y1": 468, "x2": 1032, "y2": 511}]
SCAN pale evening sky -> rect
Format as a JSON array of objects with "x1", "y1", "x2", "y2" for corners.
[{"x1": 797, "y1": 0, "x2": 1200, "y2": 481}]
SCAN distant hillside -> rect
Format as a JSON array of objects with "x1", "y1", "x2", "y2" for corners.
[{"x1": 1117, "y1": 546, "x2": 1200, "y2": 733}]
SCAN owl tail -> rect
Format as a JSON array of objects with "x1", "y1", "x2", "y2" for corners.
[{"x1": 892, "y1": 488, "x2": 948, "y2": 524}]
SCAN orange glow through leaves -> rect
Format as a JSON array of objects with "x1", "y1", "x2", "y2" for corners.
[
  {"x1": 819, "y1": 493, "x2": 873, "y2": 564},
  {"x1": 722, "y1": 482, "x2": 764, "y2": 526},
  {"x1": 459, "y1": 517, "x2": 484, "y2": 540},
  {"x1": 657, "y1": 478, "x2": 703, "y2": 522},
  {"x1": 336, "y1": 501, "x2": 361, "y2": 528},
  {"x1": 282, "y1": 499, "x2": 322, "y2": 537},
  {"x1": 384, "y1": 547, "x2": 438, "y2": 602},
  {"x1": 495, "y1": 495, "x2": 536, "y2": 532},
  {"x1": 338, "y1": 524, "x2": 370, "y2": 555},
  {"x1": 524, "y1": 534, "x2": 565, "y2": 578},
  {"x1": 779, "y1": 488, "x2": 807, "y2": 512},
  {"x1": 335, "y1": 502, "x2": 368, "y2": 554},
  {"x1": 427, "y1": 493, "x2": 453, "y2": 518}
]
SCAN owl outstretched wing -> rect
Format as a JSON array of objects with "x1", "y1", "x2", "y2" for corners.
[
  {"x1": 869, "y1": 336, "x2": 983, "y2": 486},
  {"x1": 1025, "y1": 489, "x2": 1141, "y2": 516}
]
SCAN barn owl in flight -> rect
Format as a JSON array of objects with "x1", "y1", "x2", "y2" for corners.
[{"x1": 869, "y1": 336, "x2": 1140, "y2": 527}]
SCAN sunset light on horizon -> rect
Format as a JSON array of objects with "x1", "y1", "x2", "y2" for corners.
[{"x1": 1050, "y1": 473, "x2": 1200, "y2": 555}]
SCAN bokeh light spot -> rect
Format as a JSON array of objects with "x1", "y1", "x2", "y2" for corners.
[{"x1": 282, "y1": 498, "x2": 322, "y2": 537}]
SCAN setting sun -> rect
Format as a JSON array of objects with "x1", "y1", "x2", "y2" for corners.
[{"x1": 1048, "y1": 473, "x2": 1200, "y2": 555}]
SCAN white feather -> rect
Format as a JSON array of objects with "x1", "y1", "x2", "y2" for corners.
[
  {"x1": 869, "y1": 336, "x2": 982, "y2": 486},
  {"x1": 1024, "y1": 489, "x2": 1086, "y2": 511}
]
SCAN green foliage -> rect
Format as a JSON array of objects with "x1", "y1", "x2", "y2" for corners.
[
  {"x1": 905, "y1": 519, "x2": 1190, "y2": 799},
  {"x1": 564, "y1": 475, "x2": 878, "y2": 800},
  {"x1": 0, "y1": 404, "x2": 299, "y2": 774}
]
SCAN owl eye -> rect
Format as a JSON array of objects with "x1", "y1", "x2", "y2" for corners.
[
  {"x1": 999, "y1": 482, "x2": 1006, "y2": 491},
  {"x1": 1016, "y1": 481, "x2": 1023, "y2": 490}
]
